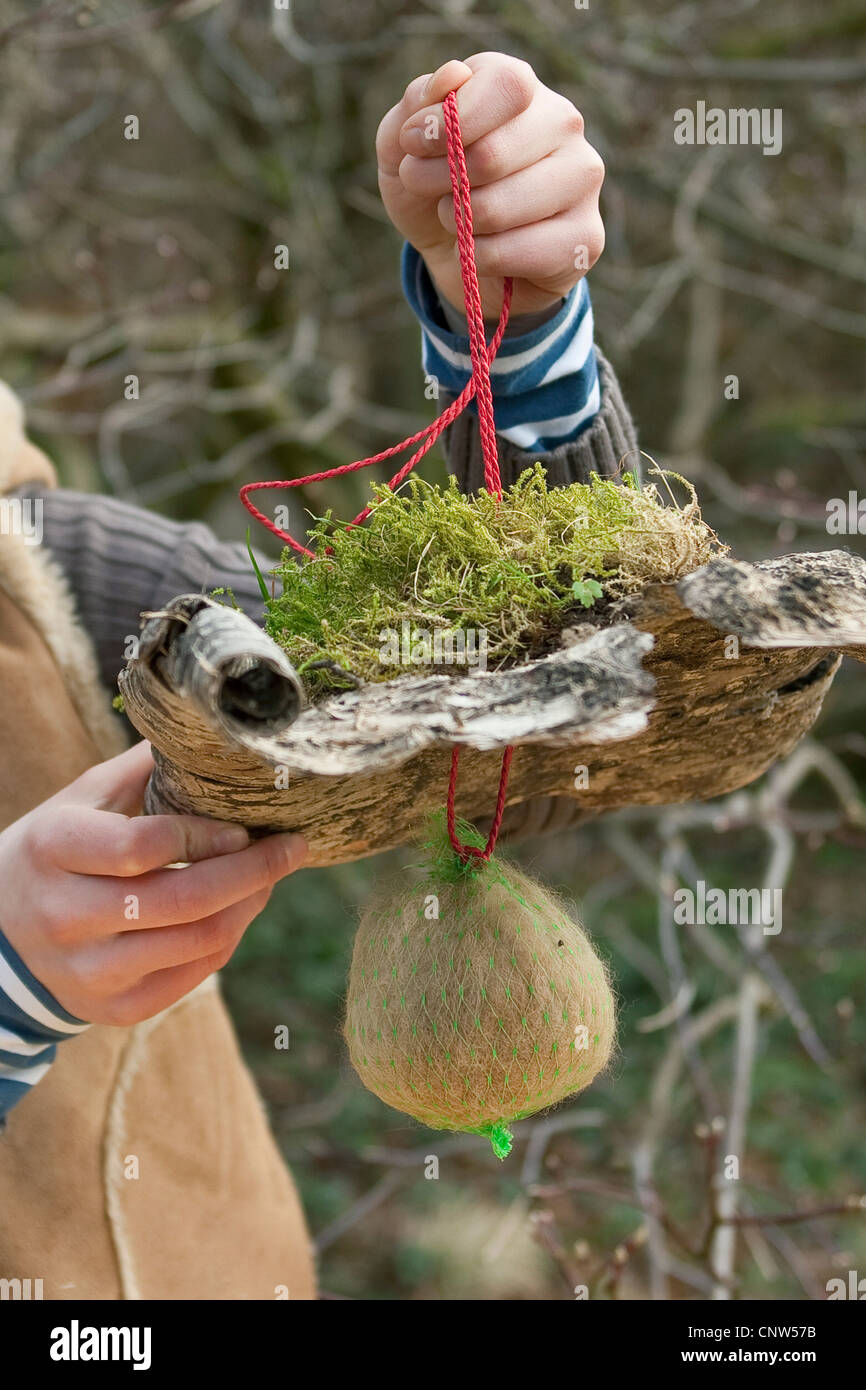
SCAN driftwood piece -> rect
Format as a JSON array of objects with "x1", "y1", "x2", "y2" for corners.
[{"x1": 118, "y1": 550, "x2": 866, "y2": 867}]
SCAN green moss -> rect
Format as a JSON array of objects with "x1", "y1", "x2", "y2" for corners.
[{"x1": 264, "y1": 465, "x2": 720, "y2": 698}]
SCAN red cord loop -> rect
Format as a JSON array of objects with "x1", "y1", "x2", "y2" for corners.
[
  {"x1": 240, "y1": 87, "x2": 515, "y2": 862},
  {"x1": 239, "y1": 91, "x2": 511, "y2": 553},
  {"x1": 447, "y1": 746, "x2": 514, "y2": 864}
]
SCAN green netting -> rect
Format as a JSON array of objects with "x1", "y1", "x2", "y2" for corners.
[{"x1": 344, "y1": 819, "x2": 616, "y2": 1158}]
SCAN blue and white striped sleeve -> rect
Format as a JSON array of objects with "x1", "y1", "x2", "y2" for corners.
[
  {"x1": 0, "y1": 929, "x2": 88, "y2": 1123},
  {"x1": 401, "y1": 243, "x2": 601, "y2": 454}
]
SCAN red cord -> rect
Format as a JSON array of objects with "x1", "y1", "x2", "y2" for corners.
[
  {"x1": 442, "y1": 90, "x2": 504, "y2": 498},
  {"x1": 237, "y1": 300, "x2": 510, "y2": 559},
  {"x1": 240, "y1": 87, "x2": 515, "y2": 861},
  {"x1": 447, "y1": 745, "x2": 514, "y2": 864}
]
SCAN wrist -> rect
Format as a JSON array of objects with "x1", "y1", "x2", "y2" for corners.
[
  {"x1": 436, "y1": 289, "x2": 565, "y2": 340},
  {"x1": 402, "y1": 243, "x2": 583, "y2": 364},
  {"x1": 402, "y1": 241, "x2": 601, "y2": 453}
]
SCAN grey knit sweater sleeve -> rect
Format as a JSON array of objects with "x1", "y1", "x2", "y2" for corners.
[
  {"x1": 18, "y1": 492, "x2": 272, "y2": 697},
  {"x1": 13, "y1": 350, "x2": 638, "y2": 699}
]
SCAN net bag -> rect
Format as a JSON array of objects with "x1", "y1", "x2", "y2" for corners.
[{"x1": 344, "y1": 819, "x2": 615, "y2": 1158}]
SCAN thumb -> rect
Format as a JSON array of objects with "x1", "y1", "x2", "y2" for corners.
[
  {"x1": 418, "y1": 59, "x2": 473, "y2": 111},
  {"x1": 52, "y1": 738, "x2": 156, "y2": 816}
]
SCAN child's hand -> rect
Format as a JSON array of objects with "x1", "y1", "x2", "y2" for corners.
[
  {"x1": 0, "y1": 741, "x2": 307, "y2": 1026},
  {"x1": 377, "y1": 53, "x2": 605, "y2": 319}
]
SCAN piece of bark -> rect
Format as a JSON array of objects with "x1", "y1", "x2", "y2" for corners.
[
  {"x1": 136, "y1": 595, "x2": 306, "y2": 737},
  {"x1": 118, "y1": 550, "x2": 866, "y2": 867}
]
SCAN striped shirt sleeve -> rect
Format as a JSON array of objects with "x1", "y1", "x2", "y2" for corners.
[
  {"x1": 0, "y1": 929, "x2": 89, "y2": 1123},
  {"x1": 401, "y1": 243, "x2": 601, "y2": 455}
]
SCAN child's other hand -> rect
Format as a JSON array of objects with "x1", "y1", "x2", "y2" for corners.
[
  {"x1": 0, "y1": 741, "x2": 307, "y2": 1026},
  {"x1": 377, "y1": 52, "x2": 605, "y2": 319}
]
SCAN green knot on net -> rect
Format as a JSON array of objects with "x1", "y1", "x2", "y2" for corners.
[
  {"x1": 418, "y1": 808, "x2": 492, "y2": 886},
  {"x1": 480, "y1": 1121, "x2": 514, "y2": 1161}
]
